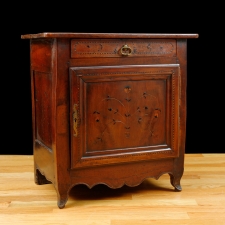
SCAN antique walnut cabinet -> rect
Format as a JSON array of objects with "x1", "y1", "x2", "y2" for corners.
[{"x1": 21, "y1": 32, "x2": 198, "y2": 208}]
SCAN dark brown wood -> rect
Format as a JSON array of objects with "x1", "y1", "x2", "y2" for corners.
[
  {"x1": 21, "y1": 32, "x2": 198, "y2": 209},
  {"x1": 70, "y1": 39, "x2": 177, "y2": 58},
  {"x1": 21, "y1": 32, "x2": 199, "y2": 39}
]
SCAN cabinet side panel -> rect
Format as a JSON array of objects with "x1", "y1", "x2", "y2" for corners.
[
  {"x1": 33, "y1": 71, "x2": 53, "y2": 148},
  {"x1": 30, "y1": 39, "x2": 54, "y2": 150},
  {"x1": 30, "y1": 39, "x2": 55, "y2": 183}
]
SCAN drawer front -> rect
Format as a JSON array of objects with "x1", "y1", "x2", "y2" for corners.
[{"x1": 71, "y1": 39, "x2": 176, "y2": 58}]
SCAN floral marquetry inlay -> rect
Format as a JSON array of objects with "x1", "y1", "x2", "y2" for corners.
[{"x1": 86, "y1": 80, "x2": 167, "y2": 151}]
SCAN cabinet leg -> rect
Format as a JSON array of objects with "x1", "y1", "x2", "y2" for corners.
[
  {"x1": 34, "y1": 167, "x2": 51, "y2": 185},
  {"x1": 56, "y1": 192, "x2": 69, "y2": 209},
  {"x1": 57, "y1": 198, "x2": 68, "y2": 209},
  {"x1": 169, "y1": 173, "x2": 182, "y2": 191}
]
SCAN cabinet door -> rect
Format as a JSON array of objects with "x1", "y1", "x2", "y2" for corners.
[{"x1": 70, "y1": 64, "x2": 180, "y2": 169}]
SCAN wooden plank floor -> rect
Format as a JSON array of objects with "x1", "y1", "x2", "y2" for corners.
[{"x1": 0, "y1": 154, "x2": 225, "y2": 225}]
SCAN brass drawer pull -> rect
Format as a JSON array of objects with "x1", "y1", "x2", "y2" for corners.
[{"x1": 120, "y1": 44, "x2": 132, "y2": 56}]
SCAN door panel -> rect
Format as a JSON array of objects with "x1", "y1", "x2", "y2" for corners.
[{"x1": 70, "y1": 64, "x2": 180, "y2": 169}]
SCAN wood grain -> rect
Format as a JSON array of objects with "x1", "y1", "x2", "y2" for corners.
[
  {"x1": 0, "y1": 154, "x2": 224, "y2": 224},
  {"x1": 23, "y1": 33, "x2": 198, "y2": 209}
]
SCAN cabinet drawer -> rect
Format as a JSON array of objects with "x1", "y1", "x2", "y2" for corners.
[{"x1": 71, "y1": 39, "x2": 176, "y2": 58}]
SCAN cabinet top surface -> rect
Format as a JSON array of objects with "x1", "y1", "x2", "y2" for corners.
[{"x1": 21, "y1": 32, "x2": 199, "y2": 39}]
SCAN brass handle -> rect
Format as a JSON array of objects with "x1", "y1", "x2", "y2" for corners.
[
  {"x1": 120, "y1": 44, "x2": 132, "y2": 56},
  {"x1": 73, "y1": 104, "x2": 78, "y2": 137}
]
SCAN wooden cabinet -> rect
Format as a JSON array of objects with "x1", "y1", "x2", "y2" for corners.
[{"x1": 21, "y1": 32, "x2": 198, "y2": 208}]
